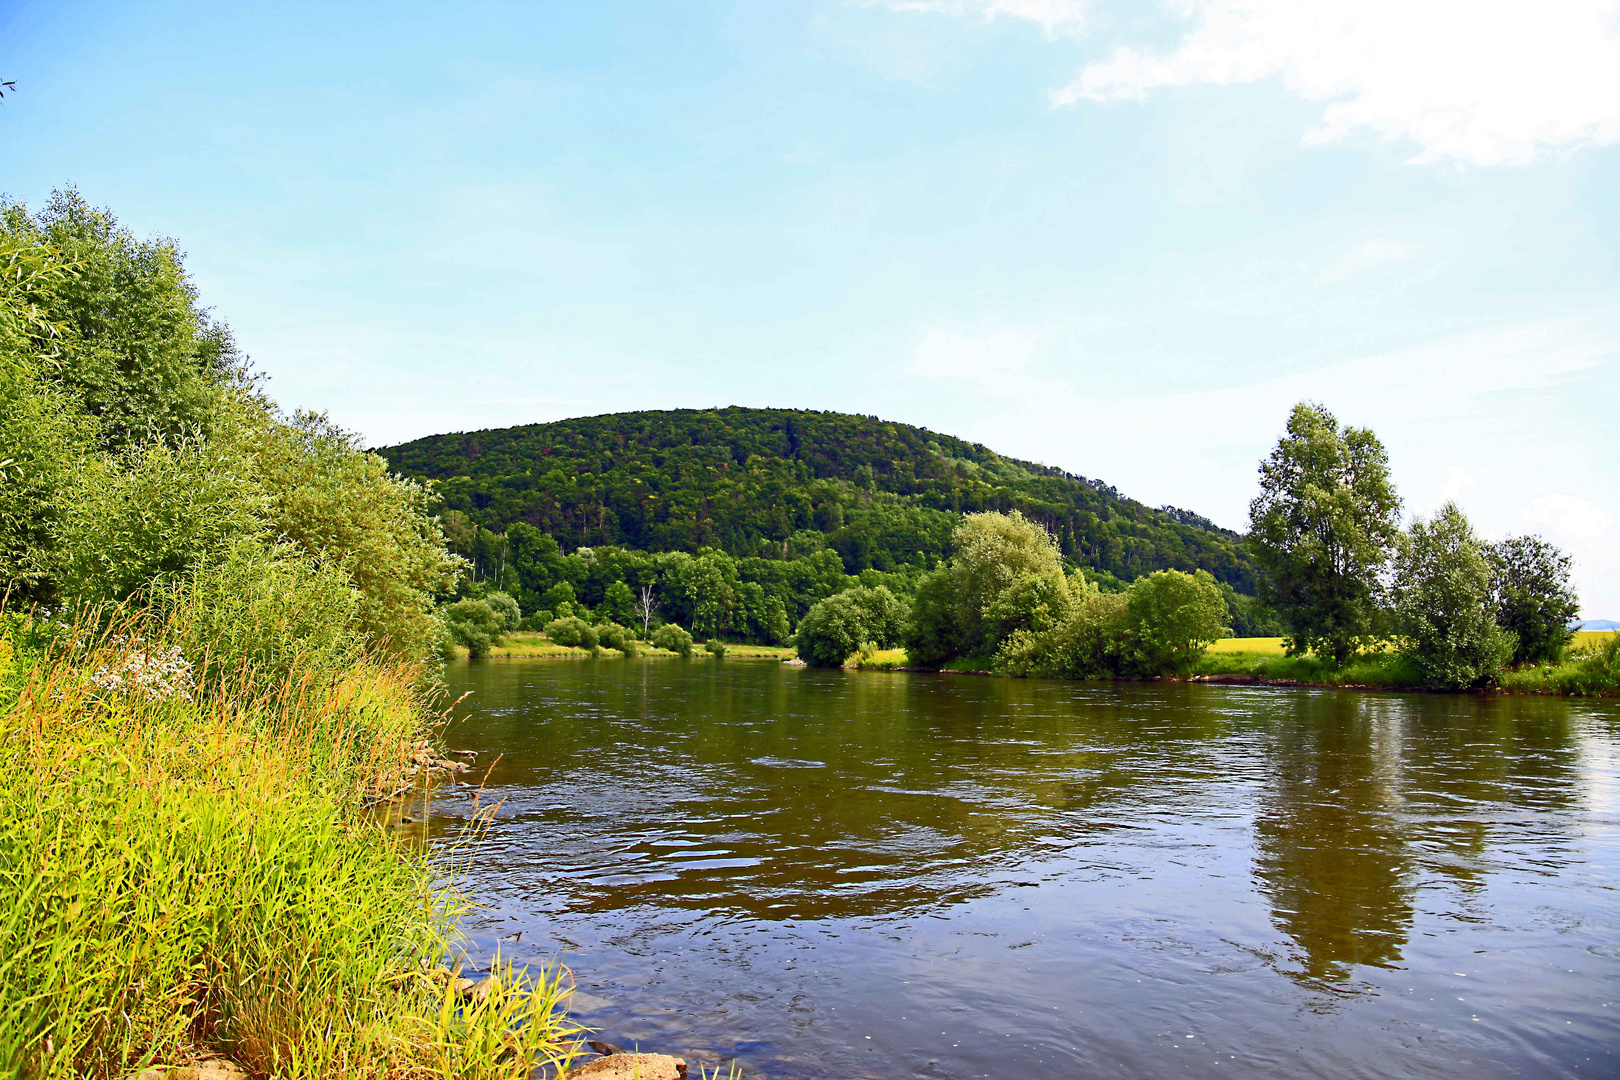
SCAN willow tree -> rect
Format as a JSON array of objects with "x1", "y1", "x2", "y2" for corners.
[{"x1": 1248, "y1": 403, "x2": 1401, "y2": 663}]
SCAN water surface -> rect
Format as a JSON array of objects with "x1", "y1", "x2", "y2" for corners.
[{"x1": 411, "y1": 659, "x2": 1620, "y2": 1078}]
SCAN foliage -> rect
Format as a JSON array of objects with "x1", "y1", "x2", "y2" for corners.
[
  {"x1": 793, "y1": 585, "x2": 906, "y2": 668},
  {"x1": 483, "y1": 589, "x2": 522, "y2": 632},
  {"x1": 1119, "y1": 569, "x2": 1230, "y2": 675},
  {"x1": 379, "y1": 407, "x2": 1256, "y2": 587},
  {"x1": 1248, "y1": 403, "x2": 1402, "y2": 664},
  {"x1": 158, "y1": 537, "x2": 362, "y2": 688},
  {"x1": 444, "y1": 598, "x2": 505, "y2": 659},
  {"x1": 1393, "y1": 503, "x2": 1516, "y2": 690},
  {"x1": 252, "y1": 412, "x2": 463, "y2": 665},
  {"x1": 1487, "y1": 535, "x2": 1578, "y2": 664},
  {"x1": 903, "y1": 512, "x2": 1068, "y2": 666},
  {"x1": 705, "y1": 637, "x2": 728, "y2": 658},
  {"x1": 651, "y1": 622, "x2": 694, "y2": 657},
  {"x1": 594, "y1": 621, "x2": 638, "y2": 655},
  {"x1": 0, "y1": 356, "x2": 96, "y2": 603},
  {"x1": 56, "y1": 435, "x2": 265, "y2": 603},
  {"x1": 1, "y1": 189, "x2": 241, "y2": 451},
  {"x1": 0, "y1": 615, "x2": 582, "y2": 1079},
  {"x1": 543, "y1": 615, "x2": 597, "y2": 651}
]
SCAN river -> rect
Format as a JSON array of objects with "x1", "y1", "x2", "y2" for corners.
[{"x1": 403, "y1": 658, "x2": 1620, "y2": 1079}]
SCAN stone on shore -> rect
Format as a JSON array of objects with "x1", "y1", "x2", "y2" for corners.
[{"x1": 564, "y1": 1052, "x2": 686, "y2": 1080}]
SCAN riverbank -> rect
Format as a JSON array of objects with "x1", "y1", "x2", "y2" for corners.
[
  {"x1": 0, "y1": 613, "x2": 583, "y2": 1079},
  {"x1": 849, "y1": 634, "x2": 1620, "y2": 696},
  {"x1": 450, "y1": 632, "x2": 795, "y2": 661}
]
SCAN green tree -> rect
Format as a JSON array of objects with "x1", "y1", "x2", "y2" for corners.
[
  {"x1": 1248, "y1": 403, "x2": 1401, "y2": 663},
  {"x1": 795, "y1": 585, "x2": 907, "y2": 668},
  {"x1": 484, "y1": 590, "x2": 522, "y2": 632},
  {"x1": 1393, "y1": 503, "x2": 1515, "y2": 689},
  {"x1": 601, "y1": 579, "x2": 636, "y2": 625},
  {"x1": 545, "y1": 615, "x2": 597, "y2": 650},
  {"x1": 1119, "y1": 569, "x2": 1230, "y2": 675},
  {"x1": 3, "y1": 189, "x2": 241, "y2": 450},
  {"x1": 444, "y1": 598, "x2": 504, "y2": 659},
  {"x1": 252, "y1": 412, "x2": 463, "y2": 664},
  {"x1": 1487, "y1": 535, "x2": 1578, "y2": 664}
]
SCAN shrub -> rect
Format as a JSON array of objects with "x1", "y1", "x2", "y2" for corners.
[
  {"x1": 544, "y1": 615, "x2": 597, "y2": 650},
  {"x1": 159, "y1": 537, "x2": 361, "y2": 688},
  {"x1": 706, "y1": 638, "x2": 728, "y2": 658},
  {"x1": 520, "y1": 609, "x2": 553, "y2": 632},
  {"x1": 1119, "y1": 569, "x2": 1230, "y2": 676},
  {"x1": 594, "y1": 621, "x2": 639, "y2": 656},
  {"x1": 444, "y1": 598, "x2": 504, "y2": 659},
  {"x1": 1394, "y1": 502, "x2": 1516, "y2": 689},
  {"x1": 651, "y1": 623, "x2": 694, "y2": 657},
  {"x1": 484, "y1": 590, "x2": 522, "y2": 632}
]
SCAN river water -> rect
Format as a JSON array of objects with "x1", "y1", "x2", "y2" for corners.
[{"x1": 410, "y1": 659, "x2": 1620, "y2": 1079}]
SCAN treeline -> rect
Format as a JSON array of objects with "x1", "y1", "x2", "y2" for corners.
[
  {"x1": 1248, "y1": 404, "x2": 1585, "y2": 690},
  {"x1": 379, "y1": 407, "x2": 1258, "y2": 589},
  {"x1": 790, "y1": 511, "x2": 1232, "y2": 677},
  {"x1": 1, "y1": 191, "x2": 578, "y2": 1075}
]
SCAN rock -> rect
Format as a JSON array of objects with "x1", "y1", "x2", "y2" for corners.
[
  {"x1": 587, "y1": 1039, "x2": 625, "y2": 1056},
  {"x1": 156, "y1": 1061, "x2": 247, "y2": 1080},
  {"x1": 565, "y1": 1053, "x2": 686, "y2": 1080},
  {"x1": 460, "y1": 974, "x2": 498, "y2": 1003},
  {"x1": 449, "y1": 748, "x2": 478, "y2": 758}
]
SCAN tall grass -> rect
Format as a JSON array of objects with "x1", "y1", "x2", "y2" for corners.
[{"x1": 0, "y1": 611, "x2": 583, "y2": 1079}]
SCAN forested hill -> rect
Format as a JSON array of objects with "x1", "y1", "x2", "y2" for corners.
[{"x1": 379, "y1": 407, "x2": 1255, "y2": 590}]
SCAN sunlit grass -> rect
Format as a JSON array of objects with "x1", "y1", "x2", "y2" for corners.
[{"x1": 0, "y1": 612, "x2": 583, "y2": 1079}]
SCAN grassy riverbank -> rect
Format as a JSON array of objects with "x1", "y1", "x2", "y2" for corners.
[
  {"x1": 450, "y1": 632, "x2": 795, "y2": 661},
  {"x1": 849, "y1": 633, "x2": 1620, "y2": 695},
  {"x1": 0, "y1": 614, "x2": 583, "y2": 1079}
]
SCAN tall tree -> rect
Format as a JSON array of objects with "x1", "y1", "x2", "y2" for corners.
[
  {"x1": 1394, "y1": 502, "x2": 1515, "y2": 689},
  {"x1": 1248, "y1": 403, "x2": 1401, "y2": 663},
  {"x1": 1487, "y1": 535, "x2": 1579, "y2": 664}
]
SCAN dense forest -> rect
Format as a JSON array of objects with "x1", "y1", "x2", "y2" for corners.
[{"x1": 379, "y1": 408, "x2": 1256, "y2": 590}]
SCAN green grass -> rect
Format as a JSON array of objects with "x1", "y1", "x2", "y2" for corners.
[
  {"x1": 852, "y1": 648, "x2": 910, "y2": 671},
  {"x1": 1191, "y1": 647, "x2": 1423, "y2": 688},
  {"x1": 452, "y1": 632, "x2": 795, "y2": 662},
  {"x1": 0, "y1": 613, "x2": 584, "y2": 1080}
]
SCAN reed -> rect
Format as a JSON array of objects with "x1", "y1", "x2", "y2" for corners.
[{"x1": 0, "y1": 611, "x2": 583, "y2": 1079}]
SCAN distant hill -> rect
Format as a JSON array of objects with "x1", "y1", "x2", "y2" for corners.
[
  {"x1": 378, "y1": 407, "x2": 1256, "y2": 590},
  {"x1": 1576, "y1": 619, "x2": 1619, "y2": 631}
]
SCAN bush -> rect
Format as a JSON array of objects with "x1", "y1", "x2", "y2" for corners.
[
  {"x1": 706, "y1": 638, "x2": 728, "y2": 658},
  {"x1": 484, "y1": 590, "x2": 522, "y2": 632},
  {"x1": 545, "y1": 615, "x2": 597, "y2": 650},
  {"x1": 1119, "y1": 569, "x2": 1230, "y2": 676},
  {"x1": 520, "y1": 609, "x2": 553, "y2": 632},
  {"x1": 159, "y1": 537, "x2": 362, "y2": 688},
  {"x1": 444, "y1": 598, "x2": 504, "y2": 658},
  {"x1": 594, "y1": 621, "x2": 639, "y2": 656},
  {"x1": 1394, "y1": 502, "x2": 1516, "y2": 689},
  {"x1": 995, "y1": 571, "x2": 1225, "y2": 679},
  {"x1": 651, "y1": 623, "x2": 694, "y2": 657}
]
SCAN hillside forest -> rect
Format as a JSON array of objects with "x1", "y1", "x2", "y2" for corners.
[{"x1": 380, "y1": 408, "x2": 1283, "y2": 639}]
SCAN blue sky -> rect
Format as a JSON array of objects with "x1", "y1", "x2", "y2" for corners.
[{"x1": 4, "y1": 0, "x2": 1619, "y2": 613}]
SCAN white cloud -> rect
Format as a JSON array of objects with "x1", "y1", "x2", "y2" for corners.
[
  {"x1": 1054, "y1": 0, "x2": 1620, "y2": 166},
  {"x1": 860, "y1": 0, "x2": 1092, "y2": 38}
]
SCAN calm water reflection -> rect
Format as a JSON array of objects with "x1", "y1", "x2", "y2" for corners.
[{"x1": 410, "y1": 660, "x2": 1620, "y2": 1079}]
